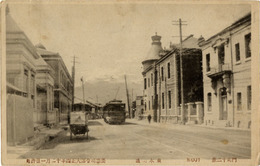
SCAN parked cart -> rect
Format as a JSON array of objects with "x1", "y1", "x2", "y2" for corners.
[{"x1": 70, "y1": 111, "x2": 89, "y2": 140}]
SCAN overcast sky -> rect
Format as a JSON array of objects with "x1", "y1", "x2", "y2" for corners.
[{"x1": 8, "y1": 2, "x2": 251, "y2": 90}]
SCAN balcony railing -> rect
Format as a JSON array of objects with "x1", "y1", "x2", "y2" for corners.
[{"x1": 206, "y1": 63, "x2": 231, "y2": 78}]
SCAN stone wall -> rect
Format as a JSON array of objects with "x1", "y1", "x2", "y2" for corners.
[{"x1": 7, "y1": 94, "x2": 34, "y2": 145}]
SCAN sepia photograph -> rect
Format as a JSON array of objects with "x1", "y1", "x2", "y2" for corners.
[{"x1": 1, "y1": 0, "x2": 259, "y2": 165}]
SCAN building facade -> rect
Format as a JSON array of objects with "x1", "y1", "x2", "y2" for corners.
[
  {"x1": 200, "y1": 13, "x2": 251, "y2": 129},
  {"x1": 6, "y1": 10, "x2": 38, "y2": 144},
  {"x1": 142, "y1": 34, "x2": 203, "y2": 124},
  {"x1": 36, "y1": 45, "x2": 73, "y2": 124},
  {"x1": 135, "y1": 96, "x2": 144, "y2": 119},
  {"x1": 35, "y1": 55, "x2": 56, "y2": 126},
  {"x1": 142, "y1": 33, "x2": 162, "y2": 121}
]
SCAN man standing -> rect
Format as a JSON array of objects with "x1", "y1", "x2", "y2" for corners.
[{"x1": 148, "y1": 114, "x2": 152, "y2": 124}]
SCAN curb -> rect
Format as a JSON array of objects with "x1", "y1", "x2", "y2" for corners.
[
  {"x1": 129, "y1": 119, "x2": 251, "y2": 132},
  {"x1": 34, "y1": 129, "x2": 64, "y2": 150}
]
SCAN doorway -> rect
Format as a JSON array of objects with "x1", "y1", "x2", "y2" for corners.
[{"x1": 220, "y1": 88, "x2": 227, "y2": 120}]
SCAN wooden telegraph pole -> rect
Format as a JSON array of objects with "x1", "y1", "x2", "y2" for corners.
[
  {"x1": 124, "y1": 75, "x2": 131, "y2": 119},
  {"x1": 71, "y1": 55, "x2": 78, "y2": 124},
  {"x1": 81, "y1": 76, "x2": 86, "y2": 105},
  {"x1": 179, "y1": 18, "x2": 185, "y2": 124},
  {"x1": 173, "y1": 18, "x2": 187, "y2": 124}
]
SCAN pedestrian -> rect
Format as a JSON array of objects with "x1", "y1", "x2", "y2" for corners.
[{"x1": 148, "y1": 114, "x2": 151, "y2": 124}]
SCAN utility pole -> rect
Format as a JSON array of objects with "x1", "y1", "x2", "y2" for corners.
[
  {"x1": 179, "y1": 18, "x2": 185, "y2": 124},
  {"x1": 173, "y1": 18, "x2": 187, "y2": 125},
  {"x1": 71, "y1": 55, "x2": 78, "y2": 124},
  {"x1": 132, "y1": 88, "x2": 134, "y2": 104},
  {"x1": 81, "y1": 77, "x2": 86, "y2": 105},
  {"x1": 165, "y1": 76, "x2": 167, "y2": 118},
  {"x1": 158, "y1": 65, "x2": 161, "y2": 123},
  {"x1": 71, "y1": 56, "x2": 79, "y2": 112},
  {"x1": 72, "y1": 56, "x2": 76, "y2": 112},
  {"x1": 124, "y1": 75, "x2": 131, "y2": 119}
]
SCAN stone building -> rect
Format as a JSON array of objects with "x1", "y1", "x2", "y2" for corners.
[
  {"x1": 142, "y1": 33, "x2": 203, "y2": 123},
  {"x1": 6, "y1": 10, "x2": 38, "y2": 105},
  {"x1": 35, "y1": 55, "x2": 56, "y2": 126},
  {"x1": 142, "y1": 33, "x2": 162, "y2": 121},
  {"x1": 36, "y1": 45, "x2": 73, "y2": 124},
  {"x1": 199, "y1": 13, "x2": 251, "y2": 129},
  {"x1": 6, "y1": 10, "x2": 38, "y2": 144},
  {"x1": 135, "y1": 96, "x2": 144, "y2": 119}
]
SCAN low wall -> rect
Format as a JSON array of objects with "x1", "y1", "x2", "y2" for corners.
[
  {"x1": 7, "y1": 94, "x2": 34, "y2": 145},
  {"x1": 160, "y1": 116, "x2": 178, "y2": 124},
  {"x1": 33, "y1": 111, "x2": 47, "y2": 124},
  {"x1": 47, "y1": 110, "x2": 57, "y2": 125}
]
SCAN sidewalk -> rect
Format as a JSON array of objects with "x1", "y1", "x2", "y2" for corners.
[
  {"x1": 7, "y1": 125, "x2": 65, "y2": 159},
  {"x1": 128, "y1": 118, "x2": 250, "y2": 133}
]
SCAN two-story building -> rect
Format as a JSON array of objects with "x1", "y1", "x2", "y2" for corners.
[
  {"x1": 135, "y1": 96, "x2": 144, "y2": 119},
  {"x1": 200, "y1": 13, "x2": 251, "y2": 129},
  {"x1": 35, "y1": 53, "x2": 55, "y2": 126},
  {"x1": 6, "y1": 10, "x2": 38, "y2": 144},
  {"x1": 142, "y1": 33, "x2": 162, "y2": 121},
  {"x1": 36, "y1": 45, "x2": 73, "y2": 124},
  {"x1": 142, "y1": 33, "x2": 203, "y2": 124}
]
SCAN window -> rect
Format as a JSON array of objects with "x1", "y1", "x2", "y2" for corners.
[
  {"x1": 218, "y1": 44, "x2": 225, "y2": 65},
  {"x1": 206, "y1": 54, "x2": 210, "y2": 72},
  {"x1": 151, "y1": 73, "x2": 153, "y2": 86},
  {"x1": 7, "y1": 76, "x2": 15, "y2": 85},
  {"x1": 30, "y1": 74, "x2": 35, "y2": 94},
  {"x1": 23, "y1": 69, "x2": 29, "y2": 92},
  {"x1": 235, "y1": 43, "x2": 240, "y2": 62},
  {"x1": 144, "y1": 78, "x2": 147, "y2": 89},
  {"x1": 167, "y1": 62, "x2": 170, "y2": 78},
  {"x1": 145, "y1": 102, "x2": 147, "y2": 110},
  {"x1": 161, "y1": 67, "x2": 164, "y2": 81},
  {"x1": 149, "y1": 100, "x2": 150, "y2": 110},
  {"x1": 237, "y1": 92, "x2": 242, "y2": 111},
  {"x1": 245, "y1": 33, "x2": 251, "y2": 58},
  {"x1": 162, "y1": 93, "x2": 164, "y2": 109},
  {"x1": 207, "y1": 93, "x2": 212, "y2": 111},
  {"x1": 155, "y1": 71, "x2": 158, "y2": 83},
  {"x1": 247, "y1": 86, "x2": 251, "y2": 110},
  {"x1": 168, "y1": 91, "x2": 171, "y2": 109},
  {"x1": 148, "y1": 78, "x2": 150, "y2": 87},
  {"x1": 152, "y1": 96, "x2": 154, "y2": 109}
]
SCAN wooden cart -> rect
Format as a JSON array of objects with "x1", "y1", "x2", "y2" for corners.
[{"x1": 70, "y1": 111, "x2": 89, "y2": 140}]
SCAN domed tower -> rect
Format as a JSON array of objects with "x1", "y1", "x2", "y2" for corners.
[{"x1": 142, "y1": 33, "x2": 163, "y2": 71}]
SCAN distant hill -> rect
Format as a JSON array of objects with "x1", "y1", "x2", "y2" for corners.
[{"x1": 74, "y1": 80, "x2": 143, "y2": 106}]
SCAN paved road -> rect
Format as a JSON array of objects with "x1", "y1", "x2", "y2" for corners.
[{"x1": 20, "y1": 119, "x2": 251, "y2": 159}]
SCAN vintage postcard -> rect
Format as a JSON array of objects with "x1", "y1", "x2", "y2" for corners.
[{"x1": 1, "y1": 0, "x2": 260, "y2": 165}]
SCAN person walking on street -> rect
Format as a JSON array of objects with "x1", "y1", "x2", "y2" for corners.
[{"x1": 148, "y1": 114, "x2": 152, "y2": 124}]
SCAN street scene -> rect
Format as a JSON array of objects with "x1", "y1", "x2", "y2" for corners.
[
  {"x1": 2, "y1": 1, "x2": 258, "y2": 165},
  {"x1": 19, "y1": 119, "x2": 250, "y2": 159}
]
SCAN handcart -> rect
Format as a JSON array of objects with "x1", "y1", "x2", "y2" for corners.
[{"x1": 70, "y1": 111, "x2": 89, "y2": 140}]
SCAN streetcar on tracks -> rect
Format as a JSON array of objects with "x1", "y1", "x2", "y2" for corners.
[{"x1": 103, "y1": 99, "x2": 126, "y2": 124}]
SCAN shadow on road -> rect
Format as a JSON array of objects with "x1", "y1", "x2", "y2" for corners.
[
  {"x1": 39, "y1": 131, "x2": 99, "y2": 150},
  {"x1": 88, "y1": 120, "x2": 103, "y2": 126},
  {"x1": 121, "y1": 122, "x2": 138, "y2": 125}
]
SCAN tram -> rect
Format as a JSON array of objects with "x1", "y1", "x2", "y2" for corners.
[{"x1": 103, "y1": 99, "x2": 126, "y2": 124}]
